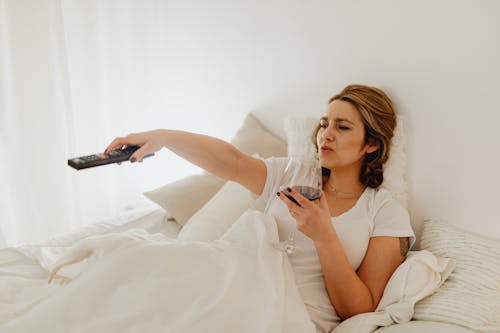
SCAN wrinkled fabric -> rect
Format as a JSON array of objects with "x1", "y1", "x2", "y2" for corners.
[
  {"x1": 1, "y1": 210, "x2": 315, "y2": 333},
  {"x1": 331, "y1": 251, "x2": 455, "y2": 333}
]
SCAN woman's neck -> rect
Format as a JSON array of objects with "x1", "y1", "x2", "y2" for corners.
[{"x1": 324, "y1": 166, "x2": 365, "y2": 197}]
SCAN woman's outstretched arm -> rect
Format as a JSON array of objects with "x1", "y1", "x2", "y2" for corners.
[{"x1": 105, "y1": 129, "x2": 267, "y2": 195}]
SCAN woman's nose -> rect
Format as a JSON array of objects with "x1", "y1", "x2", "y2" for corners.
[{"x1": 321, "y1": 127, "x2": 334, "y2": 141}]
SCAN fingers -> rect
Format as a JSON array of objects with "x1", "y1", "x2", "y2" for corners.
[
  {"x1": 277, "y1": 192, "x2": 300, "y2": 219},
  {"x1": 129, "y1": 143, "x2": 151, "y2": 163},
  {"x1": 105, "y1": 133, "x2": 144, "y2": 154},
  {"x1": 277, "y1": 187, "x2": 308, "y2": 217},
  {"x1": 104, "y1": 137, "x2": 128, "y2": 154},
  {"x1": 105, "y1": 135, "x2": 147, "y2": 164},
  {"x1": 281, "y1": 187, "x2": 310, "y2": 208},
  {"x1": 318, "y1": 191, "x2": 328, "y2": 207},
  {"x1": 277, "y1": 190, "x2": 296, "y2": 208}
]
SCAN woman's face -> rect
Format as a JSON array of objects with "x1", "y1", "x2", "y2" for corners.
[{"x1": 317, "y1": 99, "x2": 378, "y2": 171}]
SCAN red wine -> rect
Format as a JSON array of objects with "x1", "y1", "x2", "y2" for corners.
[{"x1": 284, "y1": 185, "x2": 322, "y2": 205}]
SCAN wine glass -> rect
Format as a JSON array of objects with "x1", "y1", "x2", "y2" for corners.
[{"x1": 273, "y1": 155, "x2": 323, "y2": 255}]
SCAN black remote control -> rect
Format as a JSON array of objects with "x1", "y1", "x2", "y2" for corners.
[{"x1": 67, "y1": 146, "x2": 154, "y2": 170}]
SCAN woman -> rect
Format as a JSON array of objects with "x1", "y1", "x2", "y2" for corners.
[{"x1": 105, "y1": 84, "x2": 415, "y2": 332}]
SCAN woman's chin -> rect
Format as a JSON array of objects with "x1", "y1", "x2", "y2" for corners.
[{"x1": 319, "y1": 154, "x2": 336, "y2": 165}]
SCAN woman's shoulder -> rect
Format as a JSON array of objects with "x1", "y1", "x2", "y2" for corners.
[
  {"x1": 261, "y1": 156, "x2": 290, "y2": 175},
  {"x1": 367, "y1": 187, "x2": 415, "y2": 247},
  {"x1": 261, "y1": 156, "x2": 289, "y2": 166},
  {"x1": 366, "y1": 187, "x2": 408, "y2": 216},
  {"x1": 262, "y1": 156, "x2": 312, "y2": 178}
]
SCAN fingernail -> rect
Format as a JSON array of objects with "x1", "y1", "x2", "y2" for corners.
[
  {"x1": 276, "y1": 192, "x2": 280, "y2": 196},
  {"x1": 130, "y1": 157, "x2": 136, "y2": 163},
  {"x1": 287, "y1": 187, "x2": 292, "y2": 192}
]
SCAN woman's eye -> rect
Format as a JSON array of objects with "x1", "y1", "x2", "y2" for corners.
[
  {"x1": 319, "y1": 120, "x2": 328, "y2": 128},
  {"x1": 338, "y1": 125, "x2": 350, "y2": 130}
]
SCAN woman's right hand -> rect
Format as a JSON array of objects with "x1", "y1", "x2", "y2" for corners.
[
  {"x1": 105, "y1": 128, "x2": 266, "y2": 195},
  {"x1": 105, "y1": 129, "x2": 166, "y2": 162}
]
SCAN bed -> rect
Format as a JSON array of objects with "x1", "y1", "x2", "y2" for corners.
[{"x1": 1, "y1": 113, "x2": 498, "y2": 333}]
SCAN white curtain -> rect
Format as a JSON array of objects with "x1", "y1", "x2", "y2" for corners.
[{"x1": 0, "y1": 0, "x2": 201, "y2": 247}]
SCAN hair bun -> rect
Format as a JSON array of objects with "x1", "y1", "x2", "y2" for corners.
[{"x1": 362, "y1": 162, "x2": 384, "y2": 188}]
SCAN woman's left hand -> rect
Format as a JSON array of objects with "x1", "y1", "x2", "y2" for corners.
[{"x1": 277, "y1": 187, "x2": 334, "y2": 245}]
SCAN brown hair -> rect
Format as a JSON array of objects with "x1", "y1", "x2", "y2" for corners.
[{"x1": 312, "y1": 84, "x2": 396, "y2": 188}]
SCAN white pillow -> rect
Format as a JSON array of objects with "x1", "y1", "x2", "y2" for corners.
[
  {"x1": 177, "y1": 181, "x2": 256, "y2": 242},
  {"x1": 230, "y1": 112, "x2": 288, "y2": 159},
  {"x1": 143, "y1": 174, "x2": 225, "y2": 227},
  {"x1": 284, "y1": 115, "x2": 408, "y2": 209},
  {"x1": 332, "y1": 250, "x2": 455, "y2": 333},
  {"x1": 413, "y1": 218, "x2": 500, "y2": 332},
  {"x1": 143, "y1": 113, "x2": 287, "y2": 226}
]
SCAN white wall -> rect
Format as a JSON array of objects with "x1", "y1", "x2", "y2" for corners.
[
  {"x1": 153, "y1": 0, "x2": 500, "y2": 244},
  {"x1": 2, "y1": 0, "x2": 498, "y2": 245}
]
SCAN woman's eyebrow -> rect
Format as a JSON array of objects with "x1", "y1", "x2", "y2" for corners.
[
  {"x1": 334, "y1": 117, "x2": 355, "y2": 125},
  {"x1": 321, "y1": 116, "x2": 355, "y2": 125}
]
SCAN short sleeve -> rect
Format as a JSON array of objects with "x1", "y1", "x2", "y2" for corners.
[
  {"x1": 371, "y1": 190, "x2": 416, "y2": 249},
  {"x1": 253, "y1": 157, "x2": 289, "y2": 211}
]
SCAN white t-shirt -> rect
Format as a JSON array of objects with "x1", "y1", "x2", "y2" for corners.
[{"x1": 254, "y1": 157, "x2": 415, "y2": 333}]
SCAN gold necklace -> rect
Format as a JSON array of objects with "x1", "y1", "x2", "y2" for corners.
[{"x1": 326, "y1": 183, "x2": 364, "y2": 199}]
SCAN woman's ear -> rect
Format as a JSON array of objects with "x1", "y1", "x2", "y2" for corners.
[{"x1": 365, "y1": 138, "x2": 380, "y2": 154}]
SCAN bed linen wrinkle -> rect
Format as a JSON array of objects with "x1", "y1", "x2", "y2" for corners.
[{"x1": 0, "y1": 210, "x2": 316, "y2": 333}]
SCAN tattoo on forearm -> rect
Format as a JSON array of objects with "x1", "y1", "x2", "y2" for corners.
[{"x1": 399, "y1": 237, "x2": 409, "y2": 257}]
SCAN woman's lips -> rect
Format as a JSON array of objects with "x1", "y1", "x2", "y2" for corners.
[{"x1": 321, "y1": 146, "x2": 333, "y2": 152}]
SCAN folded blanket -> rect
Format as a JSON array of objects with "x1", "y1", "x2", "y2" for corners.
[
  {"x1": 1, "y1": 210, "x2": 316, "y2": 333},
  {"x1": 331, "y1": 250, "x2": 456, "y2": 333}
]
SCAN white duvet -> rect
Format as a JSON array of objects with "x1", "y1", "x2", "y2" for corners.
[{"x1": 0, "y1": 210, "x2": 316, "y2": 333}]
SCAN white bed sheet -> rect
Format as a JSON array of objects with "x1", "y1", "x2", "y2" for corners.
[
  {"x1": 0, "y1": 209, "x2": 315, "y2": 333},
  {"x1": 0, "y1": 206, "x2": 181, "y2": 325}
]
